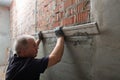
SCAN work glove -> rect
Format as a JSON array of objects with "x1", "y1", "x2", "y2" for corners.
[
  {"x1": 38, "y1": 31, "x2": 43, "y2": 40},
  {"x1": 54, "y1": 27, "x2": 64, "y2": 37}
]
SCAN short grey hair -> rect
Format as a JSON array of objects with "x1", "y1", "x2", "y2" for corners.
[{"x1": 13, "y1": 35, "x2": 35, "y2": 54}]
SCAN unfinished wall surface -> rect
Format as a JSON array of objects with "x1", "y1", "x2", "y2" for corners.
[
  {"x1": 10, "y1": 0, "x2": 90, "y2": 39},
  {"x1": 37, "y1": 0, "x2": 90, "y2": 30},
  {"x1": 38, "y1": 36, "x2": 95, "y2": 80},
  {"x1": 10, "y1": 0, "x2": 120, "y2": 80},
  {"x1": 0, "y1": 6, "x2": 10, "y2": 80}
]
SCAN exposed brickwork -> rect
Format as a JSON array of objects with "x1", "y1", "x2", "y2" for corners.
[
  {"x1": 37, "y1": 0, "x2": 90, "y2": 30},
  {"x1": 10, "y1": 0, "x2": 90, "y2": 39}
]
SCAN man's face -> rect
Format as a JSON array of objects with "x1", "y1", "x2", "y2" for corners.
[{"x1": 25, "y1": 39, "x2": 38, "y2": 57}]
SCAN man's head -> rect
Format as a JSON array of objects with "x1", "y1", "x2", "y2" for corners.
[{"x1": 14, "y1": 35, "x2": 38, "y2": 58}]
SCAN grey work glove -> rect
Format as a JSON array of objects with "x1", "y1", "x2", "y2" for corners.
[
  {"x1": 38, "y1": 31, "x2": 43, "y2": 40},
  {"x1": 54, "y1": 27, "x2": 64, "y2": 37}
]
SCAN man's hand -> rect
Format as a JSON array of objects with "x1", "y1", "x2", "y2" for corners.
[
  {"x1": 54, "y1": 27, "x2": 64, "y2": 37},
  {"x1": 38, "y1": 31, "x2": 43, "y2": 40}
]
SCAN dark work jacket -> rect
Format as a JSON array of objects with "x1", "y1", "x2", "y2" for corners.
[{"x1": 5, "y1": 54, "x2": 48, "y2": 80}]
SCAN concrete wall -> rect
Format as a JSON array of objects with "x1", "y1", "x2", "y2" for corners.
[
  {"x1": 90, "y1": 0, "x2": 120, "y2": 80},
  {"x1": 38, "y1": 36, "x2": 95, "y2": 80},
  {"x1": 0, "y1": 6, "x2": 10, "y2": 65},
  {"x1": 0, "y1": 6, "x2": 10, "y2": 80}
]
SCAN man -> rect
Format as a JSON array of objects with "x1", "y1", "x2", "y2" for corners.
[{"x1": 5, "y1": 27, "x2": 64, "y2": 80}]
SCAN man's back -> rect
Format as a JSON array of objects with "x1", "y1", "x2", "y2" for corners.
[{"x1": 6, "y1": 54, "x2": 48, "y2": 80}]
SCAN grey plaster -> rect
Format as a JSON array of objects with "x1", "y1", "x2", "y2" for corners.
[
  {"x1": 91, "y1": 0, "x2": 120, "y2": 80},
  {"x1": 38, "y1": 36, "x2": 95, "y2": 80}
]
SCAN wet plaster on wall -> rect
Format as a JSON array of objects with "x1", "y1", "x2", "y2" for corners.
[{"x1": 37, "y1": 35, "x2": 96, "y2": 80}]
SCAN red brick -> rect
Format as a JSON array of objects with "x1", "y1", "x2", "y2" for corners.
[
  {"x1": 76, "y1": 1, "x2": 90, "y2": 12},
  {"x1": 54, "y1": 11, "x2": 64, "y2": 22},
  {"x1": 64, "y1": 0, "x2": 76, "y2": 9},
  {"x1": 56, "y1": 0, "x2": 61, "y2": 3},
  {"x1": 76, "y1": 11, "x2": 89, "y2": 24},
  {"x1": 76, "y1": 2, "x2": 84, "y2": 13},
  {"x1": 83, "y1": 0, "x2": 90, "y2": 10},
  {"x1": 67, "y1": 8, "x2": 75, "y2": 16},
  {"x1": 54, "y1": 13, "x2": 59, "y2": 22},
  {"x1": 49, "y1": 17, "x2": 54, "y2": 23},
  {"x1": 59, "y1": 2, "x2": 64, "y2": 11},
  {"x1": 43, "y1": 0, "x2": 49, "y2": 7},
  {"x1": 38, "y1": 25, "x2": 49, "y2": 31},
  {"x1": 69, "y1": 16, "x2": 75, "y2": 25},
  {"x1": 72, "y1": 0, "x2": 76, "y2": 4},
  {"x1": 64, "y1": 0, "x2": 73, "y2": 9},
  {"x1": 55, "y1": 5, "x2": 60, "y2": 13},
  {"x1": 82, "y1": 11, "x2": 89, "y2": 22},
  {"x1": 52, "y1": 21, "x2": 60, "y2": 27},
  {"x1": 44, "y1": 6, "x2": 48, "y2": 13},
  {"x1": 56, "y1": 0, "x2": 64, "y2": 4},
  {"x1": 62, "y1": 18, "x2": 68, "y2": 26},
  {"x1": 58, "y1": 11, "x2": 64, "y2": 20},
  {"x1": 54, "y1": 1, "x2": 64, "y2": 12},
  {"x1": 62, "y1": 16, "x2": 75, "y2": 26}
]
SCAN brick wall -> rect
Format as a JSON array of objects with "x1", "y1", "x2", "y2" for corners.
[
  {"x1": 10, "y1": 0, "x2": 90, "y2": 39},
  {"x1": 37, "y1": 0, "x2": 90, "y2": 30}
]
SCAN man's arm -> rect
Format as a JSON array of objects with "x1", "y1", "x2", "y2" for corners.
[
  {"x1": 47, "y1": 27, "x2": 64, "y2": 68},
  {"x1": 36, "y1": 39, "x2": 41, "y2": 47}
]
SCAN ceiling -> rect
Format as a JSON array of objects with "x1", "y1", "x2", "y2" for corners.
[{"x1": 0, "y1": 0, "x2": 11, "y2": 7}]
